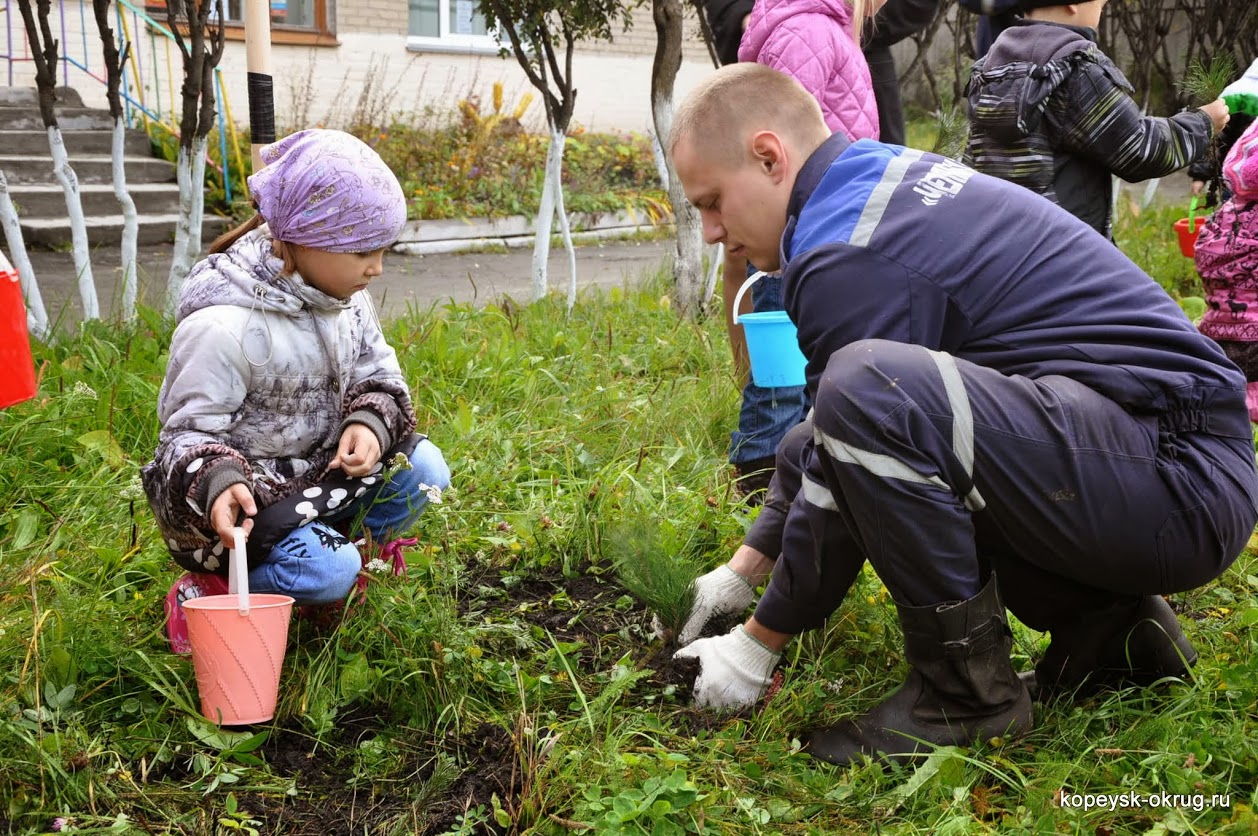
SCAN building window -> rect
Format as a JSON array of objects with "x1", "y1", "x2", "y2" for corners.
[
  {"x1": 150, "y1": 0, "x2": 337, "y2": 46},
  {"x1": 407, "y1": 0, "x2": 500, "y2": 54}
]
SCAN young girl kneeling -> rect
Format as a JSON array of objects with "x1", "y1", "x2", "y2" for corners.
[{"x1": 142, "y1": 129, "x2": 450, "y2": 653}]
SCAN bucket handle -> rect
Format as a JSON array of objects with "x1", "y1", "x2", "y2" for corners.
[
  {"x1": 228, "y1": 527, "x2": 250, "y2": 614},
  {"x1": 1188, "y1": 195, "x2": 1199, "y2": 234},
  {"x1": 731, "y1": 271, "x2": 767, "y2": 325}
]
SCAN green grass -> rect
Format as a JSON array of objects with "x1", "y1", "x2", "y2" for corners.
[{"x1": 1, "y1": 211, "x2": 1256, "y2": 834}]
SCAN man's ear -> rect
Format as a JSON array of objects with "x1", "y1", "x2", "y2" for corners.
[{"x1": 749, "y1": 131, "x2": 789, "y2": 184}]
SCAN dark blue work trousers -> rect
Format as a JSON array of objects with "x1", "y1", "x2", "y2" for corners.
[{"x1": 750, "y1": 339, "x2": 1258, "y2": 635}]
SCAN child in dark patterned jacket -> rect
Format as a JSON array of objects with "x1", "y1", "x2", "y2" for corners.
[
  {"x1": 142, "y1": 129, "x2": 450, "y2": 653},
  {"x1": 964, "y1": 0, "x2": 1228, "y2": 238}
]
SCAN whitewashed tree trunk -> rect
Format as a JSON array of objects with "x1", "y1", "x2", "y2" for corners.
[
  {"x1": 651, "y1": 95, "x2": 703, "y2": 316},
  {"x1": 48, "y1": 126, "x2": 99, "y2": 321},
  {"x1": 648, "y1": 128, "x2": 669, "y2": 192},
  {"x1": 167, "y1": 142, "x2": 198, "y2": 308},
  {"x1": 0, "y1": 170, "x2": 50, "y2": 342},
  {"x1": 547, "y1": 128, "x2": 578, "y2": 314},
  {"x1": 703, "y1": 241, "x2": 723, "y2": 309},
  {"x1": 111, "y1": 117, "x2": 139, "y2": 320},
  {"x1": 185, "y1": 136, "x2": 208, "y2": 267},
  {"x1": 531, "y1": 131, "x2": 565, "y2": 302}
]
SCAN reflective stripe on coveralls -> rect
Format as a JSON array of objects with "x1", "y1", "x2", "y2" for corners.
[{"x1": 801, "y1": 349, "x2": 987, "y2": 513}]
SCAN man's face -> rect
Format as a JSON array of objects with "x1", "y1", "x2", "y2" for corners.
[{"x1": 673, "y1": 132, "x2": 790, "y2": 273}]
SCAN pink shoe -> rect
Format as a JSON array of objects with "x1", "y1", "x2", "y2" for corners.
[
  {"x1": 164, "y1": 571, "x2": 229, "y2": 655},
  {"x1": 350, "y1": 536, "x2": 419, "y2": 605}
]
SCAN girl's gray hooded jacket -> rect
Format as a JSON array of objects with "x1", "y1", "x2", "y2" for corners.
[{"x1": 142, "y1": 228, "x2": 417, "y2": 570}]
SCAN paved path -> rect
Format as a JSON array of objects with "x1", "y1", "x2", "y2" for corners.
[{"x1": 21, "y1": 236, "x2": 676, "y2": 325}]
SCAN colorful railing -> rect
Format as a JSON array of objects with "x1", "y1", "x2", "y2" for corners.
[{"x1": 0, "y1": 0, "x2": 244, "y2": 201}]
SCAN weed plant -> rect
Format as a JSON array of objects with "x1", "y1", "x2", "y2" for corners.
[{"x1": 1, "y1": 216, "x2": 1256, "y2": 834}]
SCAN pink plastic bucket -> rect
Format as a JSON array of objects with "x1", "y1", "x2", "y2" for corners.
[
  {"x1": 183, "y1": 528, "x2": 293, "y2": 725},
  {"x1": 184, "y1": 593, "x2": 293, "y2": 724}
]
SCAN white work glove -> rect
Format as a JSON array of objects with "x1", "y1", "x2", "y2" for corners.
[
  {"x1": 674, "y1": 625, "x2": 781, "y2": 710},
  {"x1": 653, "y1": 564, "x2": 757, "y2": 646}
]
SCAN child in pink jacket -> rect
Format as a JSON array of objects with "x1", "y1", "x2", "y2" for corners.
[
  {"x1": 1196, "y1": 119, "x2": 1258, "y2": 421},
  {"x1": 739, "y1": 0, "x2": 881, "y2": 141}
]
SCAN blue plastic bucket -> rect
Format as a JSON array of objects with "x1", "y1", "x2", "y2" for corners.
[{"x1": 733, "y1": 272, "x2": 807, "y2": 388}]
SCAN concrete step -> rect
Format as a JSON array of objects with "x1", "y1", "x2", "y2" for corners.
[
  {"x1": 8, "y1": 182, "x2": 184, "y2": 218},
  {"x1": 0, "y1": 87, "x2": 85, "y2": 108},
  {"x1": 0, "y1": 129, "x2": 152, "y2": 156},
  {"x1": 0, "y1": 106, "x2": 117, "y2": 131},
  {"x1": 21, "y1": 213, "x2": 232, "y2": 247},
  {"x1": 0, "y1": 154, "x2": 177, "y2": 185}
]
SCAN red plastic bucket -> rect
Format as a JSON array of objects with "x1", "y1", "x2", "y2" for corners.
[
  {"x1": 1173, "y1": 217, "x2": 1201, "y2": 258},
  {"x1": 0, "y1": 251, "x2": 37, "y2": 409}
]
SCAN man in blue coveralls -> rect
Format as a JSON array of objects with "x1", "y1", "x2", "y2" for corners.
[{"x1": 666, "y1": 63, "x2": 1258, "y2": 768}]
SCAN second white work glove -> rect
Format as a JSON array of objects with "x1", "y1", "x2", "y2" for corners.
[
  {"x1": 658, "y1": 564, "x2": 757, "y2": 646},
  {"x1": 674, "y1": 625, "x2": 781, "y2": 710}
]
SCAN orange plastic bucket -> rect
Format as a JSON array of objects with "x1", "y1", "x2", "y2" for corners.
[
  {"x1": 0, "y1": 251, "x2": 37, "y2": 409},
  {"x1": 184, "y1": 529, "x2": 293, "y2": 725}
]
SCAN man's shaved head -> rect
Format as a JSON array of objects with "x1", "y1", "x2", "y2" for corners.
[{"x1": 669, "y1": 64, "x2": 831, "y2": 167}]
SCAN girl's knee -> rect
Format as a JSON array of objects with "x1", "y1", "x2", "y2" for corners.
[
  {"x1": 259, "y1": 522, "x2": 361, "y2": 605},
  {"x1": 409, "y1": 439, "x2": 451, "y2": 490}
]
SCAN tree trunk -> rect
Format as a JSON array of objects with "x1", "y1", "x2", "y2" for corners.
[
  {"x1": 18, "y1": 0, "x2": 97, "y2": 322},
  {"x1": 651, "y1": 0, "x2": 704, "y2": 318},
  {"x1": 165, "y1": 0, "x2": 223, "y2": 309},
  {"x1": 184, "y1": 135, "x2": 209, "y2": 270},
  {"x1": 111, "y1": 117, "x2": 139, "y2": 319},
  {"x1": 49, "y1": 127, "x2": 99, "y2": 320},
  {"x1": 547, "y1": 127, "x2": 580, "y2": 314},
  {"x1": 95, "y1": 0, "x2": 138, "y2": 319},
  {"x1": 531, "y1": 131, "x2": 564, "y2": 302},
  {"x1": 166, "y1": 145, "x2": 200, "y2": 310},
  {"x1": 0, "y1": 170, "x2": 50, "y2": 341}
]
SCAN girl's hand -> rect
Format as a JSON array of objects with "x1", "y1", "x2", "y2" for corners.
[
  {"x1": 210, "y1": 483, "x2": 256, "y2": 549},
  {"x1": 331, "y1": 424, "x2": 381, "y2": 478}
]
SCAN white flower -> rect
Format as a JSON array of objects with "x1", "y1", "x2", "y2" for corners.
[
  {"x1": 365, "y1": 558, "x2": 390, "y2": 574},
  {"x1": 418, "y1": 483, "x2": 443, "y2": 504},
  {"x1": 120, "y1": 474, "x2": 145, "y2": 501},
  {"x1": 389, "y1": 452, "x2": 412, "y2": 471},
  {"x1": 71, "y1": 381, "x2": 98, "y2": 401}
]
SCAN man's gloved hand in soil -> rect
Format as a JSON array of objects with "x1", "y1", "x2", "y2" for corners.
[
  {"x1": 674, "y1": 624, "x2": 781, "y2": 710},
  {"x1": 654, "y1": 564, "x2": 757, "y2": 646}
]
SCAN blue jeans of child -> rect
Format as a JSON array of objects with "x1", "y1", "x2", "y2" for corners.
[
  {"x1": 248, "y1": 438, "x2": 451, "y2": 605},
  {"x1": 729, "y1": 271, "x2": 808, "y2": 465}
]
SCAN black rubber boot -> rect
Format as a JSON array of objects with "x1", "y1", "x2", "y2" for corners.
[
  {"x1": 806, "y1": 576, "x2": 1033, "y2": 768},
  {"x1": 1032, "y1": 595, "x2": 1196, "y2": 700}
]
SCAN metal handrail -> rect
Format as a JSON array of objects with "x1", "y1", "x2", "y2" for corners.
[{"x1": 1, "y1": 0, "x2": 242, "y2": 201}]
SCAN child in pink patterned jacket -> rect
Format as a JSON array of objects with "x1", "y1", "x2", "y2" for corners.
[
  {"x1": 739, "y1": 0, "x2": 881, "y2": 141},
  {"x1": 1196, "y1": 118, "x2": 1258, "y2": 421}
]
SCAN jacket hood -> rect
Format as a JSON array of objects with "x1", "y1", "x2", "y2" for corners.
[
  {"x1": 985, "y1": 19, "x2": 1094, "y2": 68},
  {"x1": 1223, "y1": 120, "x2": 1258, "y2": 199},
  {"x1": 174, "y1": 226, "x2": 352, "y2": 323},
  {"x1": 740, "y1": 0, "x2": 853, "y2": 58},
  {"x1": 970, "y1": 19, "x2": 1120, "y2": 141}
]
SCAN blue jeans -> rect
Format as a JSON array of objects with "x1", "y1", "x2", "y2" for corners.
[
  {"x1": 248, "y1": 438, "x2": 451, "y2": 605},
  {"x1": 729, "y1": 271, "x2": 808, "y2": 464}
]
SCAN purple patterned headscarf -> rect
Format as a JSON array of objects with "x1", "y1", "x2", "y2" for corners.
[{"x1": 247, "y1": 129, "x2": 407, "y2": 253}]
